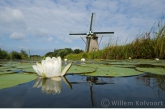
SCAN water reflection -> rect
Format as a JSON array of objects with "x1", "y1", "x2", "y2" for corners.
[
  {"x1": 33, "y1": 76, "x2": 72, "y2": 95},
  {"x1": 136, "y1": 74, "x2": 165, "y2": 99},
  {"x1": 0, "y1": 74, "x2": 165, "y2": 108}
]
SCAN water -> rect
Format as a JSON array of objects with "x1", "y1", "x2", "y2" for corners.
[{"x1": 0, "y1": 74, "x2": 165, "y2": 108}]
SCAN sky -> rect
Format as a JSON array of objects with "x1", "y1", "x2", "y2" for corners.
[{"x1": 0, "y1": 0, "x2": 165, "y2": 56}]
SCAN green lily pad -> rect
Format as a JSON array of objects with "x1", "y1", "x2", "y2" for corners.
[
  {"x1": 63, "y1": 65, "x2": 96, "y2": 74},
  {"x1": 0, "y1": 73, "x2": 37, "y2": 89},
  {"x1": 135, "y1": 67, "x2": 165, "y2": 75},
  {"x1": 112, "y1": 64, "x2": 136, "y2": 68},
  {"x1": 16, "y1": 63, "x2": 32, "y2": 69},
  {"x1": 80, "y1": 64, "x2": 143, "y2": 77},
  {"x1": 0, "y1": 71, "x2": 16, "y2": 75},
  {"x1": 23, "y1": 67, "x2": 37, "y2": 73},
  {"x1": 0, "y1": 67, "x2": 21, "y2": 74},
  {"x1": 105, "y1": 59, "x2": 164, "y2": 66}
]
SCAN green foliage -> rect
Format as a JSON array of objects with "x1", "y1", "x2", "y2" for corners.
[
  {"x1": 0, "y1": 48, "x2": 10, "y2": 59},
  {"x1": 45, "y1": 52, "x2": 54, "y2": 57},
  {"x1": 45, "y1": 48, "x2": 83, "y2": 59},
  {"x1": 20, "y1": 49, "x2": 28, "y2": 59},
  {"x1": 65, "y1": 21, "x2": 165, "y2": 60},
  {"x1": 10, "y1": 51, "x2": 22, "y2": 59},
  {"x1": 57, "y1": 49, "x2": 68, "y2": 58},
  {"x1": 56, "y1": 48, "x2": 73, "y2": 58},
  {"x1": 9, "y1": 50, "x2": 29, "y2": 60},
  {"x1": 73, "y1": 49, "x2": 83, "y2": 54}
]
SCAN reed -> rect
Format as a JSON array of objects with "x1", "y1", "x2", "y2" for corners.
[{"x1": 66, "y1": 21, "x2": 165, "y2": 60}]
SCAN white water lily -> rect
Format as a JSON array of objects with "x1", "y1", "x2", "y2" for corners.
[
  {"x1": 81, "y1": 58, "x2": 85, "y2": 62},
  {"x1": 32, "y1": 56, "x2": 72, "y2": 78},
  {"x1": 155, "y1": 58, "x2": 159, "y2": 60}
]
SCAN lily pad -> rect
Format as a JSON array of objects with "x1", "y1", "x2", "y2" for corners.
[
  {"x1": 23, "y1": 67, "x2": 36, "y2": 73},
  {"x1": 80, "y1": 64, "x2": 143, "y2": 77},
  {"x1": 63, "y1": 65, "x2": 96, "y2": 74},
  {"x1": 0, "y1": 67, "x2": 21, "y2": 74},
  {"x1": 16, "y1": 63, "x2": 32, "y2": 69},
  {"x1": 0, "y1": 73, "x2": 37, "y2": 89},
  {"x1": 112, "y1": 64, "x2": 136, "y2": 68},
  {"x1": 136, "y1": 67, "x2": 165, "y2": 75}
]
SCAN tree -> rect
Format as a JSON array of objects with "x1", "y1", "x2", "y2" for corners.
[
  {"x1": 64, "y1": 48, "x2": 73, "y2": 54},
  {"x1": 0, "y1": 48, "x2": 10, "y2": 59},
  {"x1": 20, "y1": 49, "x2": 28, "y2": 59},
  {"x1": 73, "y1": 49, "x2": 84, "y2": 54},
  {"x1": 57, "y1": 49, "x2": 68, "y2": 58},
  {"x1": 45, "y1": 52, "x2": 54, "y2": 57},
  {"x1": 10, "y1": 51, "x2": 22, "y2": 59},
  {"x1": 45, "y1": 48, "x2": 74, "y2": 58}
]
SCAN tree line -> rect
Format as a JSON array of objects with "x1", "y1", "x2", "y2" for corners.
[
  {"x1": 45, "y1": 48, "x2": 83, "y2": 58},
  {"x1": 0, "y1": 49, "x2": 29, "y2": 60},
  {"x1": 0, "y1": 48, "x2": 83, "y2": 60}
]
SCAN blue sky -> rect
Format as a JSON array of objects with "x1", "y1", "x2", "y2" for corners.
[{"x1": 0, "y1": 0, "x2": 165, "y2": 56}]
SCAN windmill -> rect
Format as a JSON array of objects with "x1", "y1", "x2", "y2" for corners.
[{"x1": 69, "y1": 13, "x2": 114, "y2": 52}]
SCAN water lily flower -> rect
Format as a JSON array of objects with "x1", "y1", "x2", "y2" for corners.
[
  {"x1": 32, "y1": 56, "x2": 72, "y2": 78},
  {"x1": 81, "y1": 58, "x2": 85, "y2": 62},
  {"x1": 64, "y1": 58, "x2": 67, "y2": 62},
  {"x1": 155, "y1": 58, "x2": 159, "y2": 61}
]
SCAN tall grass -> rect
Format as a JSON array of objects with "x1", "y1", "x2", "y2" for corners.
[{"x1": 66, "y1": 21, "x2": 165, "y2": 60}]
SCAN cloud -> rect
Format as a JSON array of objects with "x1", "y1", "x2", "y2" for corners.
[
  {"x1": 55, "y1": 41, "x2": 58, "y2": 44},
  {"x1": 35, "y1": 28, "x2": 48, "y2": 37},
  {"x1": 9, "y1": 32, "x2": 25, "y2": 40},
  {"x1": 0, "y1": 7, "x2": 25, "y2": 25},
  {"x1": 0, "y1": 0, "x2": 165, "y2": 55},
  {"x1": 64, "y1": 37, "x2": 72, "y2": 43},
  {"x1": 47, "y1": 37, "x2": 54, "y2": 42},
  {"x1": 72, "y1": 46, "x2": 82, "y2": 50}
]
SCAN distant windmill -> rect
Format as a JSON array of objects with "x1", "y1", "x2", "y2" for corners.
[{"x1": 69, "y1": 13, "x2": 114, "y2": 52}]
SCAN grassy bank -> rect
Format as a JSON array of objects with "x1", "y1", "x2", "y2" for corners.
[{"x1": 66, "y1": 21, "x2": 165, "y2": 60}]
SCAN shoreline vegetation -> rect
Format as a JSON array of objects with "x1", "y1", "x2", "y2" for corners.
[
  {"x1": 66, "y1": 21, "x2": 165, "y2": 60},
  {"x1": 0, "y1": 20, "x2": 165, "y2": 61}
]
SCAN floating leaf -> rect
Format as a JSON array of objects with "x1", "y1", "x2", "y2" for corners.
[
  {"x1": 136, "y1": 67, "x2": 165, "y2": 75},
  {"x1": 63, "y1": 65, "x2": 96, "y2": 74},
  {"x1": 0, "y1": 73, "x2": 37, "y2": 89},
  {"x1": 80, "y1": 64, "x2": 143, "y2": 77},
  {"x1": 23, "y1": 67, "x2": 36, "y2": 73}
]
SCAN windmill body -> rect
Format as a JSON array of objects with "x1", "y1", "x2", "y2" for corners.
[
  {"x1": 69, "y1": 13, "x2": 114, "y2": 52},
  {"x1": 85, "y1": 34, "x2": 99, "y2": 52}
]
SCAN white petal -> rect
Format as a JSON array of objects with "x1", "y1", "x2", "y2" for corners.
[
  {"x1": 57, "y1": 57, "x2": 62, "y2": 72},
  {"x1": 61, "y1": 62, "x2": 72, "y2": 76},
  {"x1": 51, "y1": 57, "x2": 61, "y2": 76},
  {"x1": 43, "y1": 60, "x2": 59, "y2": 77},
  {"x1": 41, "y1": 60, "x2": 46, "y2": 67},
  {"x1": 45, "y1": 57, "x2": 52, "y2": 61},
  {"x1": 32, "y1": 65, "x2": 42, "y2": 76},
  {"x1": 36, "y1": 62, "x2": 44, "y2": 76},
  {"x1": 32, "y1": 65, "x2": 39, "y2": 73},
  {"x1": 52, "y1": 57, "x2": 57, "y2": 61}
]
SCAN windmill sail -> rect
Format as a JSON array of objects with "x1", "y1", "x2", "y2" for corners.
[{"x1": 69, "y1": 13, "x2": 114, "y2": 52}]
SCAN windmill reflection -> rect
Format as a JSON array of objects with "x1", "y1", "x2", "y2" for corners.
[
  {"x1": 68, "y1": 76, "x2": 114, "y2": 106},
  {"x1": 86, "y1": 76, "x2": 115, "y2": 106},
  {"x1": 33, "y1": 76, "x2": 72, "y2": 95}
]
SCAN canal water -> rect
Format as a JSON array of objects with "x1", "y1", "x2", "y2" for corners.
[{"x1": 0, "y1": 74, "x2": 164, "y2": 108}]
